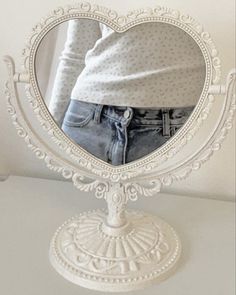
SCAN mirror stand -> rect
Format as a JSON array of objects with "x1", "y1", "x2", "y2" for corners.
[
  {"x1": 49, "y1": 182, "x2": 181, "y2": 292},
  {"x1": 3, "y1": 53, "x2": 235, "y2": 292}
]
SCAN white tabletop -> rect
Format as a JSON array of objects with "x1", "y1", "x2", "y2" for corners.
[{"x1": 0, "y1": 176, "x2": 235, "y2": 295}]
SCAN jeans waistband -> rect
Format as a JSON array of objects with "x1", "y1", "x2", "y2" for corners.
[
  {"x1": 103, "y1": 105, "x2": 194, "y2": 120},
  {"x1": 70, "y1": 99, "x2": 194, "y2": 137},
  {"x1": 72, "y1": 100, "x2": 193, "y2": 117}
]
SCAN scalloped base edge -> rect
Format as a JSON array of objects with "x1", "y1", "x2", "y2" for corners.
[{"x1": 49, "y1": 210, "x2": 181, "y2": 292}]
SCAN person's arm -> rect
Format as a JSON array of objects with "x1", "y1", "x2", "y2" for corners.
[{"x1": 49, "y1": 19, "x2": 101, "y2": 126}]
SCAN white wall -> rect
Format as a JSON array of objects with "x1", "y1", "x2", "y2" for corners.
[{"x1": 0, "y1": 0, "x2": 235, "y2": 201}]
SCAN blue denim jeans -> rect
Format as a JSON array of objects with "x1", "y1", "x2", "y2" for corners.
[{"x1": 61, "y1": 99, "x2": 194, "y2": 165}]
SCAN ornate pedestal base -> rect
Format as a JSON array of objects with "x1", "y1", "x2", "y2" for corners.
[{"x1": 49, "y1": 209, "x2": 181, "y2": 292}]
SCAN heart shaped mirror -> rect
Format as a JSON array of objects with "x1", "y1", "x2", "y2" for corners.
[
  {"x1": 3, "y1": 2, "x2": 235, "y2": 292},
  {"x1": 35, "y1": 19, "x2": 206, "y2": 166}
]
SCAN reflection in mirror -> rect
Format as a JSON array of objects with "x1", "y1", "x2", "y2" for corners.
[{"x1": 35, "y1": 19, "x2": 206, "y2": 165}]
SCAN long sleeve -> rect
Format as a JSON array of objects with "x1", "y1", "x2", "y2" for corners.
[
  {"x1": 48, "y1": 19, "x2": 101, "y2": 126},
  {"x1": 64, "y1": 22, "x2": 206, "y2": 108}
]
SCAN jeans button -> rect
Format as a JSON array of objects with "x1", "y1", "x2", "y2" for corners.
[{"x1": 124, "y1": 109, "x2": 130, "y2": 119}]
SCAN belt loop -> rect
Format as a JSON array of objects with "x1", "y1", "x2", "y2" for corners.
[
  {"x1": 94, "y1": 104, "x2": 104, "y2": 123},
  {"x1": 162, "y1": 108, "x2": 171, "y2": 138}
]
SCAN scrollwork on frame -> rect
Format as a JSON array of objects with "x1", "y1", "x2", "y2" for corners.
[
  {"x1": 124, "y1": 180, "x2": 162, "y2": 201},
  {"x1": 72, "y1": 173, "x2": 110, "y2": 199}
]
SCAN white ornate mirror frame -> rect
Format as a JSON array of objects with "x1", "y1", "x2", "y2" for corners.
[{"x1": 3, "y1": 2, "x2": 235, "y2": 292}]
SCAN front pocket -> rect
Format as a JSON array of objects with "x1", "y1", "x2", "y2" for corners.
[{"x1": 63, "y1": 100, "x2": 95, "y2": 127}]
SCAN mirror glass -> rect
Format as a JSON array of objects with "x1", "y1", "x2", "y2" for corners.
[{"x1": 35, "y1": 19, "x2": 206, "y2": 165}]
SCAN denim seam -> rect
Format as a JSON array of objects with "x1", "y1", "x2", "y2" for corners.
[
  {"x1": 102, "y1": 114, "x2": 189, "y2": 126},
  {"x1": 122, "y1": 125, "x2": 128, "y2": 164},
  {"x1": 102, "y1": 113, "x2": 124, "y2": 123},
  {"x1": 130, "y1": 119, "x2": 190, "y2": 127},
  {"x1": 107, "y1": 133, "x2": 116, "y2": 163},
  {"x1": 94, "y1": 104, "x2": 104, "y2": 123},
  {"x1": 62, "y1": 113, "x2": 94, "y2": 127}
]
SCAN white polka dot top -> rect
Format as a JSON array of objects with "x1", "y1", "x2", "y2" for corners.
[{"x1": 49, "y1": 19, "x2": 206, "y2": 125}]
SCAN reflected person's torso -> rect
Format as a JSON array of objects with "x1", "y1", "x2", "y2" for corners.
[
  {"x1": 70, "y1": 20, "x2": 206, "y2": 108},
  {"x1": 37, "y1": 19, "x2": 206, "y2": 165}
]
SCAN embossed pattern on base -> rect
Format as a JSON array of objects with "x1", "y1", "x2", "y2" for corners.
[{"x1": 49, "y1": 210, "x2": 181, "y2": 292}]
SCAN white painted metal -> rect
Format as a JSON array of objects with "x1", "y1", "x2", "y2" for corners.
[{"x1": 3, "y1": 2, "x2": 236, "y2": 292}]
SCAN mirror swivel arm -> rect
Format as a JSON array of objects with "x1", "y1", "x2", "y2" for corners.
[
  {"x1": 209, "y1": 84, "x2": 226, "y2": 94},
  {"x1": 13, "y1": 72, "x2": 30, "y2": 83},
  {"x1": 209, "y1": 68, "x2": 236, "y2": 95},
  {"x1": 3, "y1": 55, "x2": 30, "y2": 83}
]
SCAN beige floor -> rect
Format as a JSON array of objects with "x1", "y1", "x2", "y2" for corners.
[{"x1": 0, "y1": 176, "x2": 235, "y2": 295}]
